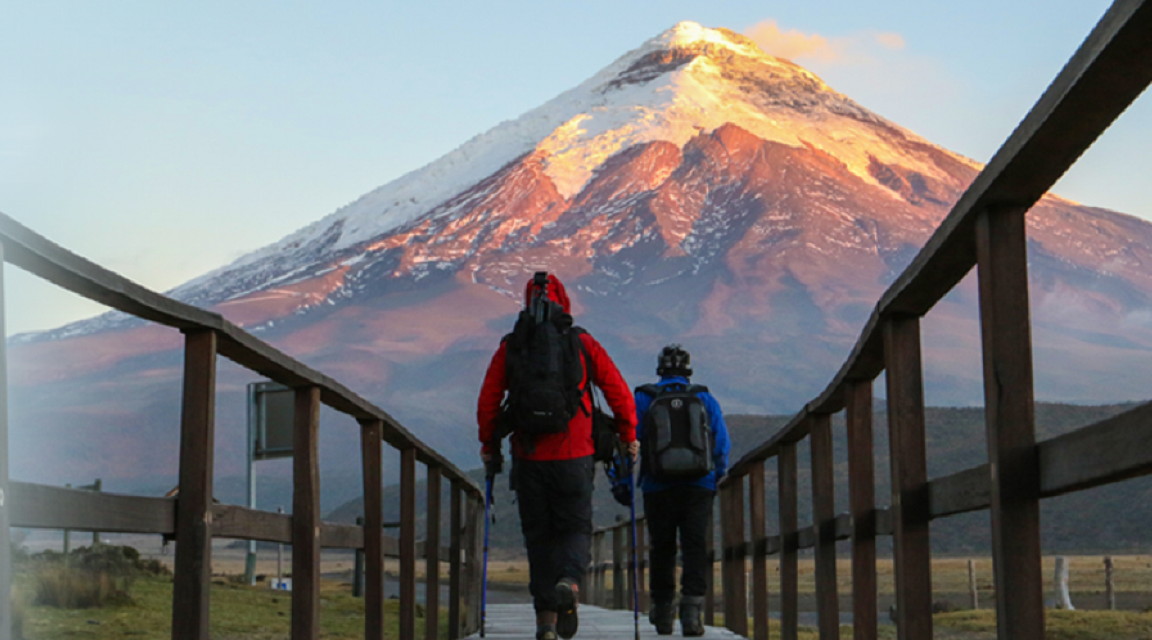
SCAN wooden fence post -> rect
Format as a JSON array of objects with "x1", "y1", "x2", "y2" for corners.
[
  {"x1": 360, "y1": 419, "x2": 385, "y2": 640},
  {"x1": 637, "y1": 518, "x2": 648, "y2": 612},
  {"x1": 749, "y1": 461, "x2": 769, "y2": 640},
  {"x1": 399, "y1": 448, "x2": 417, "y2": 639},
  {"x1": 613, "y1": 523, "x2": 626, "y2": 609},
  {"x1": 969, "y1": 560, "x2": 978, "y2": 610},
  {"x1": 0, "y1": 242, "x2": 11, "y2": 640},
  {"x1": 292, "y1": 386, "x2": 322, "y2": 640},
  {"x1": 727, "y1": 475, "x2": 748, "y2": 637},
  {"x1": 779, "y1": 442, "x2": 799, "y2": 640},
  {"x1": 172, "y1": 329, "x2": 217, "y2": 640},
  {"x1": 1105, "y1": 557, "x2": 1115, "y2": 610},
  {"x1": 705, "y1": 511, "x2": 715, "y2": 625},
  {"x1": 883, "y1": 315, "x2": 933, "y2": 640},
  {"x1": 976, "y1": 208, "x2": 1045, "y2": 640},
  {"x1": 846, "y1": 380, "x2": 877, "y2": 640},
  {"x1": 811, "y1": 413, "x2": 840, "y2": 640},
  {"x1": 449, "y1": 481, "x2": 463, "y2": 640},
  {"x1": 425, "y1": 465, "x2": 442, "y2": 640}
]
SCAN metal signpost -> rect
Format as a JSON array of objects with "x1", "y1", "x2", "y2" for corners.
[{"x1": 245, "y1": 382, "x2": 295, "y2": 585}]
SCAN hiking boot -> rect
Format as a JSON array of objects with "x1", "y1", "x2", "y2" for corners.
[
  {"x1": 535, "y1": 624, "x2": 558, "y2": 640},
  {"x1": 679, "y1": 595, "x2": 705, "y2": 637},
  {"x1": 555, "y1": 578, "x2": 580, "y2": 639},
  {"x1": 649, "y1": 599, "x2": 676, "y2": 635}
]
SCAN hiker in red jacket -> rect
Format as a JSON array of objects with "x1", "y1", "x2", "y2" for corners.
[{"x1": 478, "y1": 272, "x2": 637, "y2": 640}]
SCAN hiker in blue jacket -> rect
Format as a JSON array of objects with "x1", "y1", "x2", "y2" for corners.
[{"x1": 635, "y1": 344, "x2": 730, "y2": 637}]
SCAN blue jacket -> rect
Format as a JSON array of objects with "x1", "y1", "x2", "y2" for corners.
[{"x1": 635, "y1": 376, "x2": 730, "y2": 493}]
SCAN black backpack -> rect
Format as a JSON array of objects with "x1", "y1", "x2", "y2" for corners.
[
  {"x1": 501, "y1": 278, "x2": 587, "y2": 436},
  {"x1": 638, "y1": 383, "x2": 713, "y2": 482}
]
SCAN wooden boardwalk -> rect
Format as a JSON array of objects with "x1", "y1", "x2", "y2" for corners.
[{"x1": 467, "y1": 604, "x2": 745, "y2": 639}]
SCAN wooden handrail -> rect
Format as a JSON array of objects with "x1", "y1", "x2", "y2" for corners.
[{"x1": 0, "y1": 211, "x2": 480, "y2": 498}]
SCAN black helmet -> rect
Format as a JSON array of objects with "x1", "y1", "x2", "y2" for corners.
[{"x1": 656, "y1": 344, "x2": 692, "y2": 377}]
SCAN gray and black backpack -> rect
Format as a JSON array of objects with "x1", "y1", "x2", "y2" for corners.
[{"x1": 638, "y1": 382, "x2": 713, "y2": 482}]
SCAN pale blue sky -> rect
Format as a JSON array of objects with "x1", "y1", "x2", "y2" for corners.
[{"x1": 3, "y1": 0, "x2": 1148, "y2": 335}]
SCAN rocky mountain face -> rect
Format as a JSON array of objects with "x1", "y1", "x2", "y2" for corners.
[{"x1": 11, "y1": 23, "x2": 1152, "y2": 486}]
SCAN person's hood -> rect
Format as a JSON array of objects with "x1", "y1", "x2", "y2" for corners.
[{"x1": 523, "y1": 273, "x2": 571, "y2": 313}]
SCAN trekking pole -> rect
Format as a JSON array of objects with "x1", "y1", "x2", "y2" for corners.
[
  {"x1": 481, "y1": 473, "x2": 494, "y2": 638},
  {"x1": 481, "y1": 440, "x2": 503, "y2": 639},
  {"x1": 628, "y1": 454, "x2": 640, "y2": 640}
]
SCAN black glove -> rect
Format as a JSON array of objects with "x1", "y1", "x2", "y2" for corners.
[{"x1": 485, "y1": 454, "x2": 504, "y2": 479}]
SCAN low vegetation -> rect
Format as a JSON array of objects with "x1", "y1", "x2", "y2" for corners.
[{"x1": 17, "y1": 574, "x2": 450, "y2": 640}]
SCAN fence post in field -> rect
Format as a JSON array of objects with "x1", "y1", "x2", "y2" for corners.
[
  {"x1": 0, "y1": 242, "x2": 10, "y2": 640},
  {"x1": 722, "y1": 474, "x2": 748, "y2": 636},
  {"x1": 613, "y1": 522, "x2": 626, "y2": 609},
  {"x1": 968, "y1": 560, "x2": 978, "y2": 610},
  {"x1": 637, "y1": 517, "x2": 648, "y2": 612},
  {"x1": 1054, "y1": 557, "x2": 1074, "y2": 610},
  {"x1": 976, "y1": 207, "x2": 1045, "y2": 639},
  {"x1": 705, "y1": 509, "x2": 716, "y2": 625},
  {"x1": 779, "y1": 442, "x2": 799, "y2": 640},
  {"x1": 749, "y1": 460, "x2": 769, "y2": 640},
  {"x1": 1105, "y1": 557, "x2": 1115, "y2": 610},
  {"x1": 171, "y1": 329, "x2": 218, "y2": 640},
  {"x1": 360, "y1": 419, "x2": 384, "y2": 640},
  {"x1": 883, "y1": 315, "x2": 932, "y2": 640},
  {"x1": 425, "y1": 465, "x2": 442, "y2": 640},
  {"x1": 399, "y1": 447, "x2": 417, "y2": 639},
  {"x1": 448, "y1": 480, "x2": 463, "y2": 640},
  {"x1": 811, "y1": 412, "x2": 840, "y2": 640},
  {"x1": 292, "y1": 386, "x2": 322, "y2": 640},
  {"x1": 846, "y1": 380, "x2": 877, "y2": 640}
]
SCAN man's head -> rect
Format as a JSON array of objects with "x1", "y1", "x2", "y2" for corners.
[
  {"x1": 656, "y1": 344, "x2": 692, "y2": 378},
  {"x1": 523, "y1": 271, "x2": 571, "y2": 314}
]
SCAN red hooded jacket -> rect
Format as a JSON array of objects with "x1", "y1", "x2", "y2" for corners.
[{"x1": 477, "y1": 274, "x2": 636, "y2": 461}]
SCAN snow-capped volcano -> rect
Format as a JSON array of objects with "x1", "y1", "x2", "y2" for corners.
[
  {"x1": 13, "y1": 23, "x2": 1152, "y2": 481},
  {"x1": 161, "y1": 22, "x2": 976, "y2": 310}
]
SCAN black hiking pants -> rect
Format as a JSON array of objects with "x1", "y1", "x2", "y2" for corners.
[
  {"x1": 643, "y1": 485, "x2": 715, "y2": 603},
  {"x1": 514, "y1": 455, "x2": 594, "y2": 612}
]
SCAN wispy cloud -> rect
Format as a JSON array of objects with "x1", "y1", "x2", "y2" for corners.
[{"x1": 743, "y1": 19, "x2": 905, "y2": 65}]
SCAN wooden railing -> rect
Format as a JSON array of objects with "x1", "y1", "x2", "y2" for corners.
[
  {"x1": 711, "y1": 2, "x2": 1152, "y2": 640},
  {"x1": 0, "y1": 213, "x2": 485, "y2": 640}
]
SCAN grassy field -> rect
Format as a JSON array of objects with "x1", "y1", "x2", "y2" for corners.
[{"x1": 14, "y1": 575, "x2": 452, "y2": 640}]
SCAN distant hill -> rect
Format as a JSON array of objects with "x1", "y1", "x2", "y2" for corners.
[{"x1": 327, "y1": 401, "x2": 1152, "y2": 556}]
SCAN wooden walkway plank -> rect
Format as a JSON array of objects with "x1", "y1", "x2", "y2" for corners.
[{"x1": 465, "y1": 604, "x2": 745, "y2": 639}]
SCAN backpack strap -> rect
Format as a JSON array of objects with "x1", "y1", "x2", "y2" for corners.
[
  {"x1": 571, "y1": 327, "x2": 593, "y2": 416},
  {"x1": 636, "y1": 384, "x2": 661, "y2": 397},
  {"x1": 687, "y1": 384, "x2": 709, "y2": 394}
]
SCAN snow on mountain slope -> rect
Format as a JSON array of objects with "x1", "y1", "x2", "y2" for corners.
[{"x1": 168, "y1": 21, "x2": 978, "y2": 299}]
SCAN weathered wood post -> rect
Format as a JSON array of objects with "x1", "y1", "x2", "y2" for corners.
[
  {"x1": 968, "y1": 560, "x2": 978, "y2": 610},
  {"x1": 976, "y1": 208, "x2": 1045, "y2": 640},
  {"x1": 723, "y1": 474, "x2": 748, "y2": 636},
  {"x1": 637, "y1": 517, "x2": 648, "y2": 612},
  {"x1": 172, "y1": 329, "x2": 218, "y2": 640},
  {"x1": 779, "y1": 442, "x2": 799, "y2": 640},
  {"x1": 1105, "y1": 556, "x2": 1115, "y2": 611},
  {"x1": 425, "y1": 465, "x2": 442, "y2": 640},
  {"x1": 1055, "y1": 557, "x2": 1074, "y2": 610},
  {"x1": 292, "y1": 386, "x2": 322, "y2": 640},
  {"x1": 749, "y1": 460, "x2": 770, "y2": 640},
  {"x1": 811, "y1": 413, "x2": 840, "y2": 640},
  {"x1": 399, "y1": 447, "x2": 418, "y2": 639},
  {"x1": 360, "y1": 419, "x2": 385, "y2": 640},
  {"x1": 705, "y1": 513, "x2": 715, "y2": 625},
  {"x1": 884, "y1": 315, "x2": 932, "y2": 640},
  {"x1": 846, "y1": 380, "x2": 877, "y2": 640},
  {"x1": 448, "y1": 480, "x2": 463, "y2": 640},
  {"x1": 613, "y1": 522, "x2": 626, "y2": 609},
  {"x1": 0, "y1": 242, "x2": 11, "y2": 640}
]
